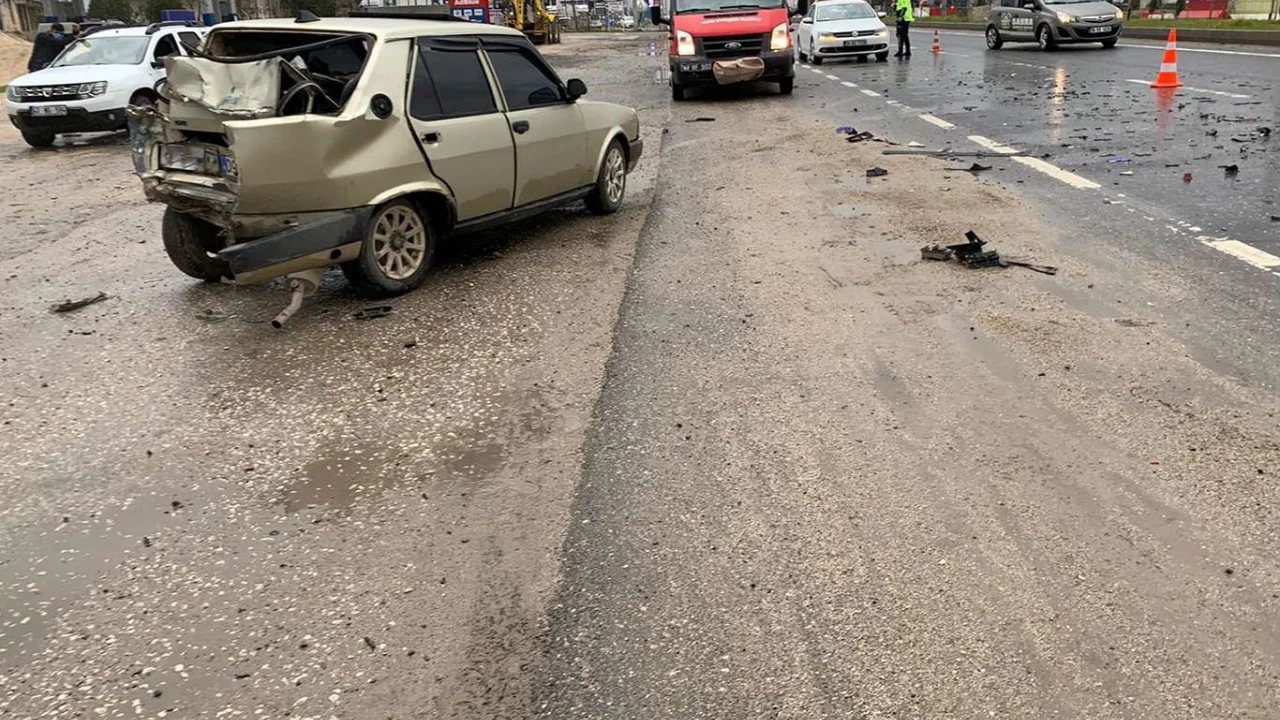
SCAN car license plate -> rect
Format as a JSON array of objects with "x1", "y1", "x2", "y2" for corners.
[
  {"x1": 843, "y1": 39, "x2": 867, "y2": 47},
  {"x1": 30, "y1": 105, "x2": 67, "y2": 117},
  {"x1": 1088, "y1": 25, "x2": 1111, "y2": 33},
  {"x1": 682, "y1": 61, "x2": 713, "y2": 72}
]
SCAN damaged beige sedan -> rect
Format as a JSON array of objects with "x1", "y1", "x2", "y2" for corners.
[{"x1": 131, "y1": 13, "x2": 642, "y2": 326}]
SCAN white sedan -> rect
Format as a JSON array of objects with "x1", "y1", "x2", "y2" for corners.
[{"x1": 797, "y1": 0, "x2": 891, "y2": 65}]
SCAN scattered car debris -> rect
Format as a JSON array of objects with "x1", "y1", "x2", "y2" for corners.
[
  {"x1": 866, "y1": 167, "x2": 889, "y2": 178},
  {"x1": 1119, "y1": 170, "x2": 1134, "y2": 176},
  {"x1": 1183, "y1": 172, "x2": 1193, "y2": 183},
  {"x1": 947, "y1": 163, "x2": 992, "y2": 173},
  {"x1": 1115, "y1": 318, "x2": 1156, "y2": 328},
  {"x1": 195, "y1": 308, "x2": 231, "y2": 323},
  {"x1": 363, "y1": 636, "x2": 378, "y2": 651},
  {"x1": 403, "y1": 340, "x2": 418, "y2": 349},
  {"x1": 687, "y1": 117, "x2": 716, "y2": 122},
  {"x1": 50, "y1": 292, "x2": 108, "y2": 314},
  {"x1": 353, "y1": 306, "x2": 394, "y2": 321},
  {"x1": 921, "y1": 231, "x2": 1058, "y2": 275},
  {"x1": 1220, "y1": 164, "x2": 1239, "y2": 176},
  {"x1": 1108, "y1": 157, "x2": 1131, "y2": 163},
  {"x1": 846, "y1": 131, "x2": 875, "y2": 143},
  {"x1": 1271, "y1": 215, "x2": 1280, "y2": 223},
  {"x1": 907, "y1": 141, "x2": 926, "y2": 148}
]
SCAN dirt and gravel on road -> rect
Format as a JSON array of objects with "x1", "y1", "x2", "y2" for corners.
[{"x1": 2, "y1": 31, "x2": 1279, "y2": 720}]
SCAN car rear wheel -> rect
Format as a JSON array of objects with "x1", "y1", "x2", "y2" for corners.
[
  {"x1": 1037, "y1": 24, "x2": 1056, "y2": 50},
  {"x1": 341, "y1": 200, "x2": 435, "y2": 298},
  {"x1": 779, "y1": 77, "x2": 793, "y2": 95},
  {"x1": 585, "y1": 139, "x2": 627, "y2": 216},
  {"x1": 1101, "y1": 37, "x2": 1117, "y2": 48},
  {"x1": 986, "y1": 26, "x2": 1003, "y2": 49},
  {"x1": 20, "y1": 130, "x2": 55, "y2": 149},
  {"x1": 162, "y1": 208, "x2": 231, "y2": 282}
]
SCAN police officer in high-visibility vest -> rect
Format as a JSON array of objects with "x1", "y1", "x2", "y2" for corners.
[{"x1": 893, "y1": 0, "x2": 914, "y2": 58}]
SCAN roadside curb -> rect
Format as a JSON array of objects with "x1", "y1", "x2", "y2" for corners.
[{"x1": 914, "y1": 21, "x2": 1280, "y2": 47}]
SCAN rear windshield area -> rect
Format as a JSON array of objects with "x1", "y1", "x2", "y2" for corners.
[{"x1": 203, "y1": 30, "x2": 371, "y2": 115}]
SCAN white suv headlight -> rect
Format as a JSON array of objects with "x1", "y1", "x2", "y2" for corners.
[
  {"x1": 770, "y1": 22, "x2": 791, "y2": 50},
  {"x1": 676, "y1": 29, "x2": 695, "y2": 56},
  {"x1": 77, "y1": 81, "x2": 107, "y2": 98}
]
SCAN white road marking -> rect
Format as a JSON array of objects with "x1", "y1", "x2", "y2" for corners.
[
  {"x1": 800, "y1": 63, "x2": 811, "y2": 68},
  {"x1": 930, "y1": 29, "x2": 1280, "y2": 58},
  {"x1": 967, "y1": 135, "x2": 1101, "y2": 190},
  {"x1": 810, "y1": 68, "x2": 825, "y2": 74},
  {"x1": 1123, "y1": 78, "x2": 1250, "y2": 98},
  {"x1": 825, "y1": 73, "x2": 840, "y2": 80},
  {"x1": 860, "y1": 88, "x2": 882, "y2": 97},
  {"x1": 841, "y1": 81, "x2": 857, "y2": 87},
  {"x1": 1117, "y1": 42, "x2": 1280, "y2": 59},
  {"x1": 1199, "y1": 237, "x2": 1280, "y2": 270},
  {"x1": 919, "y1": 113, "x2": 956, "y2": 129}
]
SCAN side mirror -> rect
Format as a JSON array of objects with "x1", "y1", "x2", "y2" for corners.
[
  {"x1": 648, "y1": 5, "x2": 667, "y2": 24},
  {"x1": 877, "y1": 10, "x2": 887, "y2": 17},
  {"x1": 566, "y1": 78, "x2": 587, "y2": 100},
  {"x1": 151, "y1": 59, "x2": 164, "y2": 69},
  {"x1": 800, "y1": 16, "x2": 813, "y2": 22}
]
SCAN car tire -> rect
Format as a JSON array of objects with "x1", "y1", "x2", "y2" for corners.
[
  {"x1": 340, "y1": 200, "x2": 435, "y2": 299},
  {"x1": 1037, "y1": 24, "x2": 1056, "y2": 50},
  {"x1": 779, "y1": 77, "x2": 794, "y2": 95},
  {"x1": 585, "y1": 138, "x2": 627, "y2": 216},
  {"x1": 876, "y1": 51, "x2": 889, "y2": 61},
  {"x1": 672, "y1": 82, "x2": 686, "y2": 101},
  {"x1": 1101, "y1": 37, "x2": 1117, "y2": 48},
  {"x1": 162, "y1": 208, "x2": 231, "y2": 282},
  {"x1": 798, "y1": 46, "x2": 807, "y2": 62},
  {"x1": 20, "y1": 130, "x2": 55, "y2": 149},
  {"x1": 986, "y1": 25, "x2": 1004, "y2": 49}
]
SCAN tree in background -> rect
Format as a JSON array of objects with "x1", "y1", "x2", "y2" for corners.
[
  {"x1": 90, "y1": 0, "x2": 138, "y2": 21},
  {"x1": 280, "y1": 0, "x2": 345, "y2": 16}
]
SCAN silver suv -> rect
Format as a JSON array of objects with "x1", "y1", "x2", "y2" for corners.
[{"x1": 986, "y1": 0, "x2": 1124, "y2": 50}]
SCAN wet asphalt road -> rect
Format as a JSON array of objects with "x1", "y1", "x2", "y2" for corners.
[{"x1": 4, "y1": 30, "x2": 1280, "y2": 720}]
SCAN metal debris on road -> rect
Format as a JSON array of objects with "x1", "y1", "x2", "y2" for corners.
[
  {"x1": 195, "y1": 308, "x2": 231, "y2": 323},
  {"x1": 353, "y1": 306, "x2": 394, "y2": 320},
  {"x1": 1220, "y1": 164, "x2": 1240, "y2": 176},
  {"x1": 1183, "y1": 172, "x2": 1193, "y2": 183},
  {"x1": 866, "y1": 167, "x2": 888, "y2": 178},
  {"x1": 921, "y1": 231, "x2": 1058, "y2": 275},
  {"x1": 363, "y1": 636, "x2": 378, "y2": 651},
  {"x1": 50, "y1": 292, "x2": 109, "y2": 314},
  {"x1": 948, "y1": 163, "x2": 992, "y2": 173},
  {"x1": 686, "y1": 117, "x2": 716, "y2": 122}
]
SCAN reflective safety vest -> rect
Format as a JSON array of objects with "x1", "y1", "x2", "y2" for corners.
[{"x1": 895, "y1": 0, "x2": 914, "y2": 22}]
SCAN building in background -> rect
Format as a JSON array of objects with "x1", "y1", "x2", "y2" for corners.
[{"x1": 0, "y1": 0, "x2": 44, "y2": 31}]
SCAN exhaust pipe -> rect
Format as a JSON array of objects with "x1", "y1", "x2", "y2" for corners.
[{"x1": 270, "y1": 268, "x2": 326, "y2": 328}]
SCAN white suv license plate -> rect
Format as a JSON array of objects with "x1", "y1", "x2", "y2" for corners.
[
  {"x1": 1088, "y1": 25, "x2": 1112, "y2": 34},
  {"x1": 843, "y1": 39, "x2": 868, "y2": 47},
  {"x1": 30, "y1": 105, "x2": 68, "y2": 117}
]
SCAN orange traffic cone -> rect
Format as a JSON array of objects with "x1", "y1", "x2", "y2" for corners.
[
  {"x1": 1149, "y1": 28, "x2": 1183, "y2": 88},
  {"x1": 931, "y1": 30, "x2": 941, "y2": 54}
]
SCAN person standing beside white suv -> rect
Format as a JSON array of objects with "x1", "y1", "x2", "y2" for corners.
[{"x1": 6, "y1": 22, "x2": 207, "y2": 148}]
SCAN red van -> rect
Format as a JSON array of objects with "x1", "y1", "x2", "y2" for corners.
[{"x1": 650, "y1": 0, "x2": 810, "y2": 100}]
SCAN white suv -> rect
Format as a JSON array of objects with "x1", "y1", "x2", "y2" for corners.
[{"x1": 6, "y1": 22, "x2": 208, "y2": 148}]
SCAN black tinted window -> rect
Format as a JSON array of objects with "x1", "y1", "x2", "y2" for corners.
[
  {"x1": 178, "y1": 32, "x2": 201, "y2": 53},
  {"x1": 409, "y1": 51, "x2": 443, "y2": 119},
  {"x1": 153, "y1": 34, "x2": 179, "y2": 59},
  {"x1": 415, "y1": 44, "x2": 498, "y2": 119},
  {"x1": 486, "y1": 49, "x2": 562, "y2": 110}
]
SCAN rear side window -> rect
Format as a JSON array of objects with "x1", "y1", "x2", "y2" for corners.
[
  {"x1": 178, "y1": 32, "x2": 201, "y2": 53},
  {"x1": 410, "y1": 43, "x2": 498, "y2": 120},
  {"x1": 153, "y1": 34, "x2": 179, "y2": 60},
  {"x1": 485, "y1": 48, "x2": 563, "y2": 111}
]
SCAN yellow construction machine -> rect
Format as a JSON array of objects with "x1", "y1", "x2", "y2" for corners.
[{"x1": 504, "y1": 0, "x2": 561, "y2": 44}]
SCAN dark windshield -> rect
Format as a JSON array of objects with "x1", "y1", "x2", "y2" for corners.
[
  {"x1": 815, "y1": 2, "x2": 878, "y2": 20},
  {"x1": 675, "y1": 0, "x2": 786, "y2": 14},
  {"x1": 51, "y1": 36, "x2": 150, "y2": 67},
  {"x1": 1042, "y1": 0, "x2": 1096, "y2": 4}
]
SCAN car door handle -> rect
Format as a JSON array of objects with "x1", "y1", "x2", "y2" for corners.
[
  {"x1": 512, "y1": 120, "x2": 530, "y2": 134},
  {"x1": 421, "y1": 131, "x2": 440, "y2": 143}
]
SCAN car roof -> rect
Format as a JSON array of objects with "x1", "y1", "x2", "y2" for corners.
[
  {"x1": 209, "y1": 17, "x2": 527, "y2": 41},
  {"x1": 85, "y1": 25, "x2": 205, "y2": 38}
]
